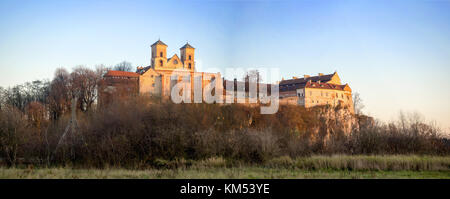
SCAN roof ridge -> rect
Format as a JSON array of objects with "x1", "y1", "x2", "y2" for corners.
[
  {"x1": 180, "y1": 42, "x2": 195, "y2": 49},
  {"x1": 151, "y1": 39, "x2": 167, "y2": 46}
]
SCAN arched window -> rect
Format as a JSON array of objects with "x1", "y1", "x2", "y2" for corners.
[
  {"x1": 160, "y1": 52, "x2": 163, "y2": 57},
  {"x1": 188, "y1": 63, "x2": 192, "y2": 69},
  {"x1": 189, "y1": 55, "x2": 192, "y2": 60},
  {"x1": 160, "y1": 60, "x2": 163, "y2": 66}
]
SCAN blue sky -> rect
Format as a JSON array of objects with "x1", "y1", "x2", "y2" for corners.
[{"x1": 1, "y1": 0, "x2": 449, "y2": 132}]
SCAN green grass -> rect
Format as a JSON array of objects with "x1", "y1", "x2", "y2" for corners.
[
  {"x1": 1, "y1": 155, "x2": 449, "y2": 179},
  {"x1": 0, "y1": 167, "x2": 448, "y2": 179}
]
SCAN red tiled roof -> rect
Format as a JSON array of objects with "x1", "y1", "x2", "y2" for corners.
[
  {"x1": 104, "y1": 70, "x2": 140, "y2": 78},
  {"x1": 305, "y1": 81, "x2": 347, "y2": 91}
]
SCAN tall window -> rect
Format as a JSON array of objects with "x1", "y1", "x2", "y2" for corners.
[
  {"x1": 189, "y1": 55, "x2": 192, "y2": 60},
  {"x1": 160, "y1": 60, "x2": 163, "y2": 66},
  {"x1": 188, "y1": 63, "x2": 192, "y2": 69},
  {"x1": 160, "y1": 52, "x2": 163, "y2": 57}
]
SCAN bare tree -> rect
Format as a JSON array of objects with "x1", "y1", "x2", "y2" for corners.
[
  {"x1": 48, "y1": 68, "x2": 71, "y2": 120},
  {"x1": 70, "y1": 66, "x2": 102, "y2": 112},
  {"x1": 0, "y1": 87, "x2": 5, "y2": 110},
  {"x1": 113, "y1": 61, "x2": 133, "y2": 72},
  {"x1": 95, "y1": 64, "x2": 109, "y2": 76},
  {"x1": 25, "y1": 101, "x2": 46, "y2": 130},
  {"x1": 0, "y1": 105, "x2": 26, "y2": 166},
  {"x1": 353, "y1": 92, "x2": 365, "y2": 115}
]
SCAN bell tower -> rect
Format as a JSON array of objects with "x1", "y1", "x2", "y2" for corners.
[
  {"x1": 180, "y1": 42, "x2": 195, "y2": 71},
  {"x1": 151, "y1": 39, "x2": 167, "y2": 69}
]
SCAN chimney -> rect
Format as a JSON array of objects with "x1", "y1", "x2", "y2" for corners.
[
  {"x1": 304, "y1": 75, "x2": 310, "y2": 79},
  {"x1": 318, "y1": 73, "x2": 324, "y2": 76}
]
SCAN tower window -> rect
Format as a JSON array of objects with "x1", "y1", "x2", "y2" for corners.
[
  {"x1": 189, "y1": 55, "x2": 192, "y2": 60},
  {"x1": 188, "y1": 63, "x2": 192, "y2": 69},
  {"x1": 160, "y1": 60, "x2": 163, "y2": 66},
  {"x1": 160, "y1": 52, "x2": 163, "y2": 57}
]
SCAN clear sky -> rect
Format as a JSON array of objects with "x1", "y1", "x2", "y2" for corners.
[{"x1": 1, "y1": 0, "x2": 449, "y2": 132}]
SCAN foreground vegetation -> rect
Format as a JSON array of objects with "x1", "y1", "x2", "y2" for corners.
[
  {"x1": 2, "y1": 155, "x2": 449, "y2": 179},
  {"x1": 1, "y1": 168, "x2": 448, "y2": 179},
  {"x1": 1, "y1": 97, "x2": 449, "y2": 168}
]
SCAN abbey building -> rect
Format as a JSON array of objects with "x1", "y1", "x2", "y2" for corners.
[
  {"x1": 101, "y1": 40, "x2": 354, "y2": 113},
  {"x1": 279, "y1": 72, "x2": 354, "y2": 113}
]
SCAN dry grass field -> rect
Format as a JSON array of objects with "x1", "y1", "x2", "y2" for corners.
[{"x1": 1, "y1": 155, "x2": 449, "y2": 179}]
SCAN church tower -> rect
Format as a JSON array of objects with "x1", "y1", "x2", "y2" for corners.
[
  {"x1": 180, "y1": 42, "x2": 195, "y2": 71},
  {"x1": 151, "y1": 39, "x2": 167, "y2": 69}
]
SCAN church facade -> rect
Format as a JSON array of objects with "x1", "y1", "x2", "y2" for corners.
[{"x1": 136, "y1": 40, "x2": 221, "y2": 99}]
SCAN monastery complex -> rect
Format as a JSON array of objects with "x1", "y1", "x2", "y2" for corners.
[{"x1": 101, "y1": 40, "x2": 354, "y2": 113}]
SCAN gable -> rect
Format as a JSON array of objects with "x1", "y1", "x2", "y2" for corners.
[
  {"x1": 141, "y1": 68, "x2": 160, "y2": 77},
  {"x1": 166, "y1": 54, "x2": 183, "y2": 69},
  {"x1": 327, "y1": 72, "x2": 342, "y2": 85},
  {"x1": 342, "y1": 84, "x2": 352, "y2": 92}
]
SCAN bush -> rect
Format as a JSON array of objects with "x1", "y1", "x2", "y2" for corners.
[{"x1": 0, "y1": 96, "x2": 448, "y2": 168}]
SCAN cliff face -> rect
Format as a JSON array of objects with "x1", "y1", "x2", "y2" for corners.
[{"x1": 310, "y1": 105, "x2": 359, "y2": 141}]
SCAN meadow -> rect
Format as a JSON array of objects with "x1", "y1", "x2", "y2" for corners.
[{"x1": 1, "y1": 155, "x2": 449, "y2": 179}]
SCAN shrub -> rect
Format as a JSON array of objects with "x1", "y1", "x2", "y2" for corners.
[{"x1": 0, "y1": 96, "x2": 448, "y2": 168}]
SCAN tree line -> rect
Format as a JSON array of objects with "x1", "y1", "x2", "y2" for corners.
[
  {"x1": 0, "y1": 61, "x2": 133, "y2": 120},
  {"x1": 0, "y1": 62, "x2": 448, "y2": 168}
]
